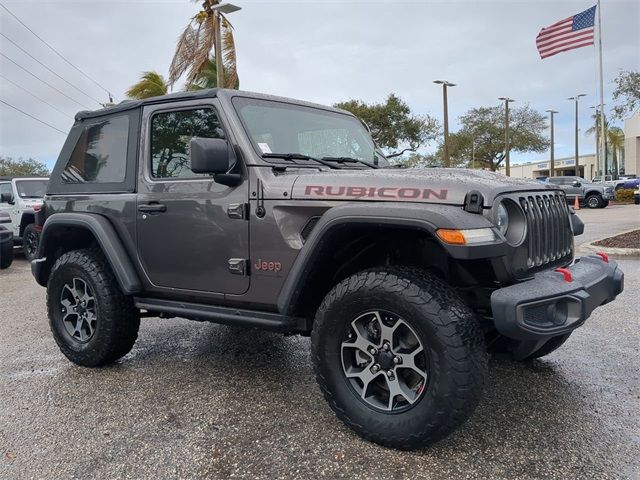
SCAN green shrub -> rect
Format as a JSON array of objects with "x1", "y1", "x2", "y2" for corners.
[{"x1": 614, "y1": 189, "x2": 635, "y2": 203}]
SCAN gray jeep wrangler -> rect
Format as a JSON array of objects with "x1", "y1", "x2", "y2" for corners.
[{"x1": 31, "y1": 89, "x2": 624, "y2": 449}]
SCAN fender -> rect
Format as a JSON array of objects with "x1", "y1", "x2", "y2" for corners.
[
  {"x1": 33, "y1": 212, "x2": 142, "y2": 294},
  {"x1": 277, "y1": 202, "x2": 507, "y2": 315}
]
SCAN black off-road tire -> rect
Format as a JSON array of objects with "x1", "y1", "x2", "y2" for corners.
[
  {"x1": 586, "y1": 193, "x2": 603, "y2": 209},
  {"x1": 0, "y1": 241, "x2": 12, "y2": 269},
  {"x1": 22, "y1": 223, "x2": 39, "y2": 261},
  {"x1": 311, "y1": 268, "x2": 488, "y2": 450},
  {"x1": 47, "y1": 248, "x2": 140, "y2": 367},
  {"x1": 521, "y1": 333, "x2": 572, "y2": 361}
]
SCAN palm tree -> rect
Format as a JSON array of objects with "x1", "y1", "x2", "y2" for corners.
[
  {"x1": 125, "y1": 71, "x2": 169, "y2": 99},
  {"x1": 607, "y1": 127, "x2": 625, "y2": 177},
  {"x1": 184, "y1": 56, "x2": 239, "y2": 90},
  {"x1": 586, "y1": 112, "x2": 609, "y2": 175},
  {"x1": 168, "y1": 1, "x2": 238, "y2": 89}
]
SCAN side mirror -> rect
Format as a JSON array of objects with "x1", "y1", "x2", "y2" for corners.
[
  {"x1": 190, "y1": 137, "x2": 231, "y2": 174},
  {"x1": 572, "y1": 181, "x2": 581, "y2": 187},
  {"x1": 190, "y1": 137, "x2": 242, "y2": 187},
  {"x1": 0, "y1": 192, "x2": 14, "y2": 204}
]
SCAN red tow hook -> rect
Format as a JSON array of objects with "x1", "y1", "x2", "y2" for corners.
[
  {"x1": 596, "y1": 252, "x2": 609, "y2": 263},
  {"x1": 555, "y1": 268, "x2": 573, "y2": 282}
]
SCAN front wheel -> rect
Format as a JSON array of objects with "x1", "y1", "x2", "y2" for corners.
[
  {"x1": 586, "y1": 194, "x2": 603, "y2": 209},
  {"x1": 311, "y1": 268, "x2": 488, "y2": 449}
]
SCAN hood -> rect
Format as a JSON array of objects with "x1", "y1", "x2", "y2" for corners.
[{"x1": 290, "y1": 168, "x2": 556, "y2": 206}]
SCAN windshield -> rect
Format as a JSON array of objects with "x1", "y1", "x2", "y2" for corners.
[
  {"x1": 233, "y1": 97, "x2": 389, "y2": 167},
  {"x1": 15, "y1": 179, "x2": 48, "y2": 198}
]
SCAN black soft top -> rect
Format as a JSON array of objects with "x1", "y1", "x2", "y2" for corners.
[{"x1": 75, "y1": 88, "x2": 352, "y2": 121}]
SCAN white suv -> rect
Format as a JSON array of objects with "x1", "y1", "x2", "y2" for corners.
[{"x1": 0, "y1": 177, "x2": 48, "y2": 260}]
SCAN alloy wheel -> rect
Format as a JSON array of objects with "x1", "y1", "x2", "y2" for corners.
[
  {"x1": 341, "y1": 310, "x2": 428, "y2": 412},
  {"x1": 60, "y1": 277, "x2": 97, "y2": 342},
  {"x1": 24, "y1": 231, "x2": 38, "y2": 258}
]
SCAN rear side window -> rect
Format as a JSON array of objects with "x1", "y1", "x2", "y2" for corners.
[
  {"x1": 0, "y1": 183, "x2": 12, "y2": 201},
  {"x1": 150, "y1": 108, "x2": 225, "y2": 179},
  {"x1": 62, "y1": 115, "x2": 129, "y2": 184}
]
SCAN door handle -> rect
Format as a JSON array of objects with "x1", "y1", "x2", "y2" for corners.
[{"x1": 138, "y1": 203, "x2": 166, "y2": 213}]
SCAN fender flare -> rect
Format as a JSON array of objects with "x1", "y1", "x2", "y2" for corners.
[
  {"x1": 276, "y1": 202, "x2": 505, "y2": 315},
  {"x1": 33, "y1": 212, "x2": 142, "y2": 294}
]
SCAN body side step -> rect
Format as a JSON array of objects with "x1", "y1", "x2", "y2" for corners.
[{"x1": 134, "y1": 297, "x2": 306, "y2": 333}]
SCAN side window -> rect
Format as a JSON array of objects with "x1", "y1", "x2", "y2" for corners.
[
  {"x1": 548, "y1": 177, "x2": 562, "y2": 184},
  {"x1": 62, "y1": 115, "x2": 129, "y2": 184},
  {"x1": 0, "y1": 183, "x2": 12, "y2": 202},
  {"x1": 150, "y1": 108, "x2": 225, "y2": 179}
]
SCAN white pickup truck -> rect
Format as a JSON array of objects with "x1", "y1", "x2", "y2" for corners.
[
  {"x1": 0, "y1": 177, "x2": 48, "y2": 261},
  {"x1": 592, "y1": 174, "x2": 638, "y2": 190}
]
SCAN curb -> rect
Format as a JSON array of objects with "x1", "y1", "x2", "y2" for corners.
[{"x1": 578, "y1": 228, "x2": 640, "y2": 258}]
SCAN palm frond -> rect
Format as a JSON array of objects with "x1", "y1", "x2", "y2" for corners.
[
  {"x1": 221, "y1": 16, "x2": 239, "y2": 89},
  {"x1": 185, "y1": 15, "x2": 216, "y2": 83},
  {"x1": 169, "y1": 23, "x2": 198, "y2": 86},
  {"x1": 126, "y1": 71, "x2": 169, "y2": 99}
]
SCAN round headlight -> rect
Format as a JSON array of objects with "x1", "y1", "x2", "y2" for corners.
[
  {"x1": 495, "y1": 199, "x2": 527, "y2": 246},
  {"x1": 496, "y1": 202, "x2": 509, "y2": 235}
]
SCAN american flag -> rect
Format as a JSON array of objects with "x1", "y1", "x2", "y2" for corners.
[{"x1": 536, "y1": 5, "x2": 596, "y2": 59}]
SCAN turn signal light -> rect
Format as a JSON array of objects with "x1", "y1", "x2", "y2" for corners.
[
  {"x1": 436, "y1": 228, "x2": 497, "y2": 246},
  {"x1": 437, "y1": 229, "x2": 466, "y2": 245}
]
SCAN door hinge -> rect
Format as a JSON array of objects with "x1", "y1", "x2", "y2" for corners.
[
  {"x1": 227, "y1": 203, "x2": 249, "y2": 220},
  {"x1": 228, "y1": 258, "x2": 249, "y2": 276}
]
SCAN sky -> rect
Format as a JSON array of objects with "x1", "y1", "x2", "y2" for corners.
[{"x1": 0, "y1": 0, "x2": 638, "y2": 170}]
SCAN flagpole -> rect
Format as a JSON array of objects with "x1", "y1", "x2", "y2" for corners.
[{"x1": 596, "y1": 0, "x2": 606, "y2": 182}]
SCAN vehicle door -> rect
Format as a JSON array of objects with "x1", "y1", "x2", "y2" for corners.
[
  {"x1": 563, "y1": 178, "x2": 584, "y2": 200},
  {"x1": 136, "y1": 100, "x2": 250, "y2": 295},
  {"x1": 0, "y1": 182, "x2": 16, "y2": 235}
]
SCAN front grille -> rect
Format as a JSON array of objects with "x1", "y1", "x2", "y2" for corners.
[{"x1": 518, "y1": 192, "x2": 573, "y2": 271}]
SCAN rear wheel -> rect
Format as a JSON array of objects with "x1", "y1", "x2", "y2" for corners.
[
  {"x1": 586, "y1": 193, "x2": 603, "y2": 209},
  {"x1": 22, "y1": 223, "x2": 39, "y2": 261},
  {"x1": 311, "y1": 268, "x2": 488, "y2": 449},
  {"x1": 47, "y1": 248, "x2": 139, "y2": 367}
]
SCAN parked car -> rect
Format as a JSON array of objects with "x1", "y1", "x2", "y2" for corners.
[
  {"x1": 0, "y1": 211, "x2": 13, "y2": 269},
  {"x1": 634, "y1": 189, "x2": 640, "y2": 205},
  {"x1": 619, "y1": 178, "x2": 640, "y2": 190},
  {"x1": 31, "y1": 89, "x2": 624, "y2": 450},
  {"x1": 0, "y1": 176, "x2": 48, "y2": 261},
  {"x1": 546, "y1": 176, "x2": 614, "y2": 208},
  {"x1": 592, "y1": 174, "x2": 638, "y2": 190}
]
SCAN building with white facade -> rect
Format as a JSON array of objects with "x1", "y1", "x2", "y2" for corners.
[{"x1": 500, "y1": 109, "x2": 639, "y2": 180}]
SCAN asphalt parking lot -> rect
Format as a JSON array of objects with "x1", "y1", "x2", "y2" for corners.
[{"x1": 1, "y1": 204, "x2": 638, "y2": 479}]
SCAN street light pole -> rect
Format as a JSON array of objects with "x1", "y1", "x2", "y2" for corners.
[
  {"x1": 590, "y1": 104, "x2": 605, "y2": 178},
  {"x1": 211, "y1": 2, "x2": 242, "y2": 89},
  {"x1": 546, "y1": 109, "x2": 558, "y2": 177},
  {"x1": 568, "y1": 94, "x2": 586, "y2": 176},
  {"x1": 498, "y1": 97, "x2": 515, "y2": 176},
  {"x1": 434, "y1": 80, "x2": 456, "y2": 167}
]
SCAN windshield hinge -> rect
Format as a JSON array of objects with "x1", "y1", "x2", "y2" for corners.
[{"x1": 463, "y1": 190, "x2": 484, "y2": 214}]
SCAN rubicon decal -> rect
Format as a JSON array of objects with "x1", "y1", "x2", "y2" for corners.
[{"x1": 304, "y1": 185, "x2": 448, "y2": 200}]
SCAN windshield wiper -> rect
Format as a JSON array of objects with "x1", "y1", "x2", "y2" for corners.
[
  {"x1": 261, "y1": 153, "x2": 341, "y2": 169},
  {"x1": 320, "y1": 156, "x2": 379, "y2": 169}
]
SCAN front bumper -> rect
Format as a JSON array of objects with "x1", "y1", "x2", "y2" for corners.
[{"x1": 491, "y1": 255, "x2": 623, "y2": 341}]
